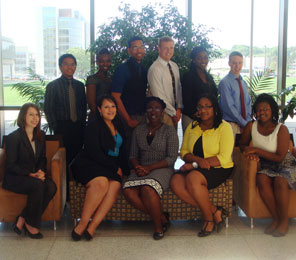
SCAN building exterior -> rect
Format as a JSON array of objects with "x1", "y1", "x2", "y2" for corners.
[
  {"x1": 2, "y1": 36, "x2": 15, "y2": 79},
  {"x1": 36, "y1": 7, "x2": 89, "y2": 78}
]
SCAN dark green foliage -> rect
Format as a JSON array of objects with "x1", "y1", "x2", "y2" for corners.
[
  {"x1": 280, "y1": 84, "x2": 296, "y2": 122},
  {"x1": 91, "y1": 2, "x2": 219, "y2": 76},
  {"x1": 245, "y1": 71, "x2": 276, "y2": 104},
  {"x1": 12, "y1": 68, "x2": 46, "y2": 110}
]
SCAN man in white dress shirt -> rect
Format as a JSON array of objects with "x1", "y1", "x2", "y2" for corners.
[{"x1": 148, "y1": 36, "x2": 183, "y2": 127}]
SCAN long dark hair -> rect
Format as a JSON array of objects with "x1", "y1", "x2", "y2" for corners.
[
  {"x1": 17, "y1": 103, "x2": 44, "y2": 142},
  {"x1": 96, "y1": 95, "x2": 125, "y2": 149},
  {"x1": 192, "y1": 94, "x2": 223, "y2": 129},
  {"x1": 253, "y1": 93, "x2": 279, "y2": 123}
]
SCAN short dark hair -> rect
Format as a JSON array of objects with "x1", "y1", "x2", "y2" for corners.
[
  {"x1": 17, "y1": 103, "x2": 43, "y2": 141},
  {"x1": 190, "y1": 46, "x2": 207, "y2": 60},
  {"x1": 128, "y1": 36, "x2": 143, "y2": 48},
  {"x1": 229, "y1": 51, "x2": 243, "y2": 61},
  {"x1": 192, "y1": 94, "x2": 223, "y2": 129},
  {"x1": 145, "y1": 96, "x2": 166, "y2": 110},
  {"x1": 59, "y1": 54, "x2": 77, "y2": 67},
  {"x1": 96, "y1": 94, "x2": 118, "y2": 109},
  {"x1": 96, "y1": 48, "x2": 111, "y2": 60},
  {"x1": 253, "y1": 93, "x2": 279, "y2": 123}
]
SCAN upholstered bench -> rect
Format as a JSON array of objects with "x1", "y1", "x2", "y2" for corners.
[{"x1": 69, "y1": 178, "x2": 233, "y2": 226}]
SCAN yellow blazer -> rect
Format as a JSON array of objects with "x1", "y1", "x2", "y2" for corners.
[{"x1": 181, "y1": 120, "x2": 234, "y2": 168}]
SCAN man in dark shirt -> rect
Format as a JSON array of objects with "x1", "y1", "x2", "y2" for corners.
[
  {"x1": 44, "y1": 54, "x2": 87, "y2": 169},
  {"x1": 112, "y1": 36, "x2": 148, "y2": 129}
]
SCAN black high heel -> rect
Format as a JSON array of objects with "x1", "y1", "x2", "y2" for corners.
[
  {"x1": 71, "y1": 224, "x2": 84, "y2": 241},
  {"x1": 13, "y1": 216, "x2": 22, "y2": 235},
  {"x1": 214, "y1": 206, "x2": 228, "y2": 233},
  {"x1": 198, "y1": 220, "x2": 215, "y2": 237},
  {"x1": 153, "y1": 231, "x2": 164, "y2": 240},
  {"x1": 162, "y1": 212, "x2": 170, "y2": 233},
  {"x1": 84, "y1": 229, "x2": 93, "y2": 241},
  {"x1": 24, "y1": 225, "x2": 43, "y2": 239}
]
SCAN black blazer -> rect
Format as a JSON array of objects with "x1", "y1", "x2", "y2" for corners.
[
  {"x1": 3, "y1": 128, "x2": 46, "y2": 188},
  {"x1": 79, "y1": 117, "x2": 129, "y2": 175},
  {"x1": 182, "y1": 69, "x2": 218, "y2": 119}
]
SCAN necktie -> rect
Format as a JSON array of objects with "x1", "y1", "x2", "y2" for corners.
[
  {"x1": 235, "y1": 78, "x2": 246, "y2": 120},
  {"x1": 167, "y1": 63, "x2": 177, "y2": 109},
  {"x1": 68, "y1": 80, "x2": 77, "y2": 122}
]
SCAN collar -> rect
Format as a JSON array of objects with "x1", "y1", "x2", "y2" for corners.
[
  {"x1": 157, "y1": 56, "x2": 171, "y2": 66},
  {"x1": 128, "y1": 57, "x2": 142, "y2": 67},
  {"x1": 228, "y1": 71, "x2": 242, "y2": 80}
]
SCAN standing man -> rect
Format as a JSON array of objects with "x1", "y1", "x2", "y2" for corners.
[
  {"x1": 112, "y1": 36, "x2": 148, "y2": 128},
  {"x1": 148, "y1": 36, "x2": 183, "y2": 127},
  {"x1": 218, "y1": 51, "x2": 252, "y2": 136},
  {"x1": 44, "y1": 53, "x2": 87, "y2": 170}
]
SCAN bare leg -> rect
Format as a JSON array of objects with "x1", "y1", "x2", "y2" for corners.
[
  {"x1": 170, "y1": 174, "x2": 199, "y2": 207},
  {"x1": 257, "y1": 174, "x2": 279, "y2": 232},
  {"x1": 75, "y1": 177, "x2": 109, "y2": 235},
  {"x1": 140, "y1": 186, "x2": 163, "y2": 233},
  {"x1": 185, "y1": 171, "x2": 214, "y2": 232},
  {"x1": 122, "y1": 187, "x2": 149, "y2": 214},
  {"x1": 16, "y1": 216, "x2": 25, "y2": 230},
  {"x1": 274, "y1": 176, "x2": 289, "y2": 233},
  {"x1": 87, "y1": 180, "x2": 121, "y2": 236}
]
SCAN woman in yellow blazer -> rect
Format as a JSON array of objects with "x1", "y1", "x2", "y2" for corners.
[{"x1": 171, "y1": 94, "x2": 234, "y2": 237}]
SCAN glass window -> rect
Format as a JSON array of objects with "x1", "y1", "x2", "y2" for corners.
[
  {"x1": 192, "y1": 0, "x2": 251, "y2": 80},
  {"x1": 287, "y1": 0, "x2": 296, "y2": 89},
  {"x1": 1, "y1": 0, "x2": 90, "y2": 134}
]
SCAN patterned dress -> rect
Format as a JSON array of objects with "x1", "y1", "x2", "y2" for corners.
[
  {"x1": 252, "y1": 121, "x2": 296, "y2": 190},
  {"x1": 123, "y1": 124, "x2": 179, "y2": 197}
]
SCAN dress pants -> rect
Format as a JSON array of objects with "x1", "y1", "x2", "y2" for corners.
[
  {"x1": 55, "y1": 120, "x2": 85, "y2": 166},
  {"x1": 6, "y1": 177, "x2": 57, "y2": 229}
]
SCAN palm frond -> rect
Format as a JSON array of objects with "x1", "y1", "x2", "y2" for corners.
[{"x1": 245, "y1": 71, "x2": 275, "y2": 103}]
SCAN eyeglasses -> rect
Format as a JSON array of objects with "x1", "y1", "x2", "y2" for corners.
[
  {"x1": 197, "y1": 105, "x2": 213, "y2": 111},
  {"x1": 146, "y1": 108, "x2": 161, "y2": 113},
  {"x1": 131, "y1": 45, "x2": 146, "y2": 51},
  {"x1": 62, "y1": 63, "x2": 76, "y2": 67}
]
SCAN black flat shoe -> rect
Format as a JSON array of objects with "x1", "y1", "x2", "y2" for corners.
[
  {"x1": 84, "y1": 230, "x2": 93, "y2": 241},
  {"x1": 24, "y1": 226, "x2": 43, "y2": 239},
  {"x1": 198, "y1": 220, "x2": 215, "y2": 237},
  {"x1": 162, "y1": 212, "x2": 170, "y2": 232},
  {"x1": 153, "y1": 231, "x2": 164, "y2": 240},
  {"x1": 71, "y1": 227, "x2": 83, "y2": 241},
  {"x1": 13, "y1": 216, "x2": 22, "y2": 235},
  {"x1": 272, "y1": 230, "x2": 287, "y2": 237}
]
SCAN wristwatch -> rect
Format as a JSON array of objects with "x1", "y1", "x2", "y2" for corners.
[{"x1": 192, "y1": 162, "x2": 198, "y2": 169}]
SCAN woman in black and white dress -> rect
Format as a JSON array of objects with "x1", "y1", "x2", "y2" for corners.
[{"x1": 122, "y1": 96, "x2": 179, "y2": 240}]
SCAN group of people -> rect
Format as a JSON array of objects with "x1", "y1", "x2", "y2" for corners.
[{"x1": 3, "y1": 35, "x2": 295, "y2": 241}]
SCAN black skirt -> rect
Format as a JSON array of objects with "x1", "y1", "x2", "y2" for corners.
[{"x1": 71, "y1": 153, "x2": 122, "y2": 186}]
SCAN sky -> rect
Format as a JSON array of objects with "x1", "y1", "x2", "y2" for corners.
[{"x1": 1, "y1": 0, "x2": 295, "y2": 52}]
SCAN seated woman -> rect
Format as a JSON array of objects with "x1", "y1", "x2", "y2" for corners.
[
  {"x1": 171, "y1": 94, "x2": 234, "y2": 237},
  {"x1": 86, "y1": 48, "x2": 112, "y2": 121},
  {"x1": 122, "y1": 97, "x2": 179, "y2": 240},
  {"x1": 240, "y1": 93, "x2": 295, "y2": 237},
  {"x1": 182, "y1": 46, "x2": 218, "y2": 131},
  {"x1": 3, "y1": 103, "x2": 57, "y2": 239},
  {"x1": 71, "y1": 95, "x2": 128, "y2": 241}
]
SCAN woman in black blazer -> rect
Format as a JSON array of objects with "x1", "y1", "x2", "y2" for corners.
[
  {"x1": 71, "y1": 95, "x2": 129, "y2": 241},
  {"x1": 3, "y1": 103, "x2": 57, "y2": 239},
  {"x1": 182, "y1": 46, "x2": 218, "y2": 132}
]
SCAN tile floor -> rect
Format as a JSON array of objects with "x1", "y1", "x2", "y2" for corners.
[{"x1": 0, "y1": 206, "x2": 296, "y2": 260}]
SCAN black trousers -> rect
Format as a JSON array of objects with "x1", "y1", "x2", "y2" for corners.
[
  {"x1": 5, "y1": 177, "x2": 57, "y2": 229},
  {"x1": 55, "y1": 120, "x2": 84, "y2": 166}
]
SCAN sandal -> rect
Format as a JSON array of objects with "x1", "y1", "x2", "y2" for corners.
[
  {"x1": 214, "y1": 206, "x2": 228, "y2": 233},
  {"x1": 198, "y1": 220, "x2": 215, "y2": 237}
]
